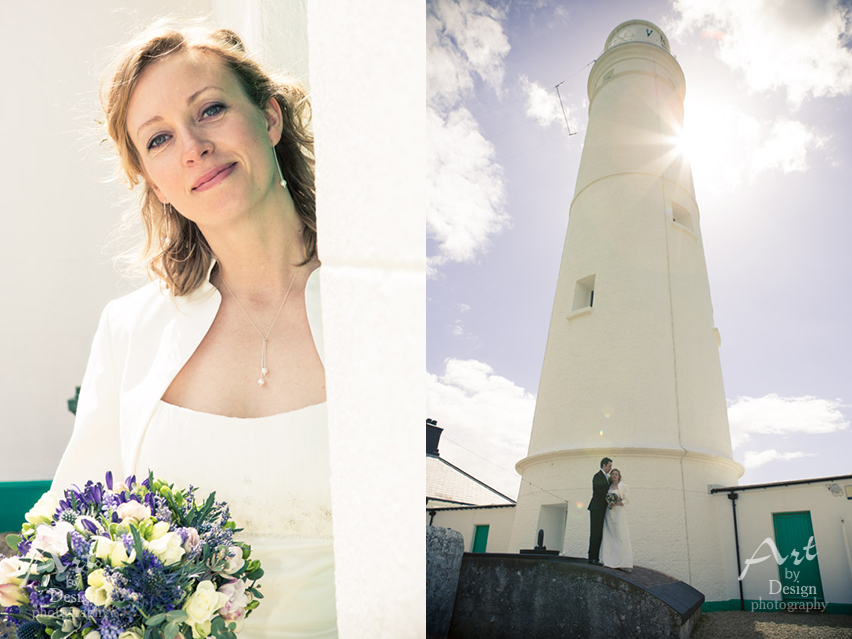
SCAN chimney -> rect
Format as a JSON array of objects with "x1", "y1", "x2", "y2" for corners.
[{"x1": 426, "y1": 418, "x2": 442, "y2": 456}]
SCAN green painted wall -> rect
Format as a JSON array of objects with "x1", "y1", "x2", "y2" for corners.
[{"x1": 0, "y1": 480, "x2": 52, "y2": 532}]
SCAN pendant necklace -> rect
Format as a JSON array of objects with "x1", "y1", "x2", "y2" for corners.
[{"x1": 221, "y1": 268, "x2": 299, "y2": 387}]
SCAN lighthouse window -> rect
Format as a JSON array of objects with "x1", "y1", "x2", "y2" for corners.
[
  {"x1": 671, "y1": 203, "x2": 693, "y2": 231},
  {"x1": 573, "y1": 275, "x2": 596, "y2": 311}
]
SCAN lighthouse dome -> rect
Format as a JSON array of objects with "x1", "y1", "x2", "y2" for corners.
[{"x1": 605, "y1": 19, "x2": 671, "y2": 54}]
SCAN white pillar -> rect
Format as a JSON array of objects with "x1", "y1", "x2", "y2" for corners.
[
  {"x1": 307, "y1": 2, "x2": 425, "y2": 637},
  {"x1": 509, "y1": 20, "x2": 742, "y2": 600}
]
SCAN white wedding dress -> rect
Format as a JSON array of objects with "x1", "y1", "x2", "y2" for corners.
[
  {"x1": 600, "y1": 483, "x2": 633, "y2": 570},
  {"x1": 135, "y1": 270, "x2": 337, "y2": 639}
]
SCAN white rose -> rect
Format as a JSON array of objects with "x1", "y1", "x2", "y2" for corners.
[
  {"x1": 0, "y1": 583, "x2": 28, "y2": 607},
  {"x1": 219, "y1": 608, "x2": 245, "y2": 634},
  {"x1": 84, "y1": 569, "x2": 113, "y2": 607},
  {"x1": 25, "y1": 492, "x2": 60, "y2": 526},
  {"x1": 183, "y1": 581, "x2": 229, "y2": 639},
  {"x1": 182, "y1": 528, "x2": 201, "y2": 552},
  {"x1": 148, "y1": 521, "x2": 171, "y2": 541},
  {"x1": 220, "y1": 546, "x2": 245, "y2": 575},
  {"x1": 94, "y1": 538, "x2": 136, "y2": 568},
  {"x1": 116, "y1": 501, "x2": 152, "y2": 523},
  {"x1": 118, "y1": 628, "x2": 143, "y2": 639},
  {"x1": 0, "y1": 557, "x2": 29, "y2": 586},
  {"x1": 32, "y1": 521, "x2": 75, "y2": 556},
  {"x1": 217, "y1": 580, "x2": 250, "y2": 616},
  {"x1": 146, "y1": 532, "x2": 185, "y2": 566}
]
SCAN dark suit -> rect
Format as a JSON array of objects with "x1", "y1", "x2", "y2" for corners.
[{"x1": 587, "y1": 469, "x2": 609, "y2": 561}]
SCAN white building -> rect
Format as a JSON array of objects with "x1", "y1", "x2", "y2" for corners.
[
  {"x1": 427, "y1": 420, "x2": 515, "y2": 554},
  {"x1": 431, "y1": 19, "x2": 852, "y2": 615}
]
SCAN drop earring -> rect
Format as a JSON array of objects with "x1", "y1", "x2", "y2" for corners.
[{"x1": 273, "y1": 146, "x2": 287, "y2": 189}]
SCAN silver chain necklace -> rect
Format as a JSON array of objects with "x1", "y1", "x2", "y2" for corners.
[{"x1": 220, "y1": 269, "x2": 299, "y2": 387}]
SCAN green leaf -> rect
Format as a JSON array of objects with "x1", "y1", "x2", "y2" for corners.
[
  {"x1": 165, "y1": 610, "x2": 187, "y2": 624},
  {"x1": 146, "y1": 613, "x2": 167, "y2": 627},
  {"x1": 245, "y1": 568, "x2": 264, "y2": 581},
  {"x1": 163, "y1": 622, "x2": 179, "y2": 639},
  {"x1": 37, "y1": 615, "x2": 62, "y2": 629},
  {"x1": 130, "y1": 524, "x2": 144, "y2": 558},
  {"x1": 37, "y1": 559, "x2": 56, "y2": 574},
  {"x1": 5, "y1": 534, "x2": 22, "y2": 552}
]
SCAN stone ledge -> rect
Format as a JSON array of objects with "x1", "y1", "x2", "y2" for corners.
[{"x1": 449, "y1": 553, "x2": 703, "y2": 639}]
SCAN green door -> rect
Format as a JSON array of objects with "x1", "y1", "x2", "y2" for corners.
[
  {"x1": 772, "y1": 511, "x2": 824, "y2": 603},
  {"x1": 472, "y1": 525, "x2": 489, "y2": 553}
]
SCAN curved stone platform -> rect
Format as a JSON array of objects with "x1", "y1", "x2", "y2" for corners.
[{"x1": 449, "y1": 553, "x2": 703, "y2": 639}]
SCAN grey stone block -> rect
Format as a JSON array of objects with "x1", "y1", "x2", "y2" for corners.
[
  {"x1": 427, "y1": 526, "x2": 465, "y2": 639},
  {"x1": 449, "y1": 553, "x2": 703, "y2": 639}
]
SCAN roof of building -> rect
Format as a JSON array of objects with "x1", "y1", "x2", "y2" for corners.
[
  {"x1": 426, "y1": 454, "x2": 516, "y2": 506},
  {"x1": 427, "y1": 503, "x2": 516, "y2": 512},
  {"x1": 710, "y1": 473, "x2": 852, "y2": 494}
]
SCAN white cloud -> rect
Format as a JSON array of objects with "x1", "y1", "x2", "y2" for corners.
[
  {"x1": 451, "y1": 319, "x2": 466, "y2": 336},
  {"x1": 519, "y1": 74, "x2": 578, "y2": 132},
  {"x1": 669, "y1": 0, "x2": 852, "y2": 105},
  {"x1": 428, "y1": 0, "x2": 510, "y2": 109},
  {"x1": 741, "y1": 449, "x2": 817, "y2": 470},
  {"x1": 427, "y1": 359, "x2": 536, "y2": 499},
  {"x1": 427, "y1": 0, "x2": 512, "y2": 274},
  {"x1": 727, "y1": 394, "x2": 849, "y2": 448},
  {"x1": 750, "y1": 118, "x2": 825, "y2": 175},
  {"x1": 427, "y1": 107, "x2": 509, "y2": 272},
  {"x1": 682, "y1": 100, "x2": 826, "y2": 188},
  {"x1": 458, "y1": 303, "x2": 471, "y2": 313}
]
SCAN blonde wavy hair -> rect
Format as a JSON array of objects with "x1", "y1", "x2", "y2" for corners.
[{"x1": 103, "y1": 22, "x2": 316, "y2": 296}]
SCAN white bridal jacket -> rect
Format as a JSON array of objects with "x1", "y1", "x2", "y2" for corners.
[{"x1": 51, "y1": 263, "x2": 325, "y2": 492}]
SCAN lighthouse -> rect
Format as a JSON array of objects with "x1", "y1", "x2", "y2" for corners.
[{"x1": 507, "y1": 20, "x2": 743, "y2": 599}]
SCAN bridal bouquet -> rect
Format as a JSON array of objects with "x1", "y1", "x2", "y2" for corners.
[
  {"x1": 605, "y1": 492, "x2": 619, "y2": 507},
  {"x1": 0, "y1": 472, "x2": 263, "y2": 639}
]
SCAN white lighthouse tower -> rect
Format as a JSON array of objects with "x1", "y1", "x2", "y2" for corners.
[{"x1": 508, "y1": 20, "x2": 743, "y2": 600}]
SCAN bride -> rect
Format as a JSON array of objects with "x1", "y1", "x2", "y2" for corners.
[
  {"x1": 601, "y1": 468, "x2": 633, "y2": 572},
  {"x1": 50, "y1": 22, "x2": 336, "y2": 638}
]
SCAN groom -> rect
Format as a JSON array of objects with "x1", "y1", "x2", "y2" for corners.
[{"x1": 587, "y1": 457, "x2": 612, "y2": 565}]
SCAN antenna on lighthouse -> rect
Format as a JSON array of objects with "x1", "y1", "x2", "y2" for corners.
[{"x1": 554, "y1": 81, "x2": 577, "y2": 136}]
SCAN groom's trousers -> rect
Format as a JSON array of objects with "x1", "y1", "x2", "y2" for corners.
[{"x1": 589, "y1": 509, "x2": 605, "y2": 560}]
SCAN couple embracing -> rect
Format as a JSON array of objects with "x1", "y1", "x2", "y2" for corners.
[{"x1": 587, "y1": 457, "x2": 633, "y2": 571}]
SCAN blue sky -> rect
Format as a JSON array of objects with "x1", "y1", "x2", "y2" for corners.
[{"x1": 426, "y1": 0, "x2": 852, "y2": 498}]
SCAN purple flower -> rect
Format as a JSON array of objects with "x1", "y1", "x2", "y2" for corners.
[
  {"x1": 81, "y1": 518, "x2": 100, "y2": 535},
  {"x1": 105, "y1": 471, "x2": 113, "y2": 490},
  {"x1": 69, "y1": 531, "x2": 91, "y2": 557}
]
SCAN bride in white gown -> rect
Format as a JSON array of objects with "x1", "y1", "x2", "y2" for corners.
[
  {"x1": 50, "y1": 22, "x2": 336, "y2": 639},
  {"x1": 601, "y1": 469, "x2": 633, "y2": 572}
]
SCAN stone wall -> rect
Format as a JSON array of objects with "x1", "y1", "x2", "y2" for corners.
[{"x1": 450, "y1": 553, "x2": 703, "y2": 639}]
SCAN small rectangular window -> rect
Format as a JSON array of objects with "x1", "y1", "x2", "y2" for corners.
[
  {"x1": 672, "y1": 203, "x2": 693, "y2": 231},
  {"x1": 573, "y1": 275, "x2": 596, "y2": 311}
]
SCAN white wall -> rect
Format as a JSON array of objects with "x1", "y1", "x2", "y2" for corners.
[
  {"x1": 1, "y1": 0, "x2": 211, "y2": 482},
  {"x1": 715, "y1": 482, "x2": 852, "y2": 607},
  {"x1": 431, "y1": 507, "x2": 517, "y2": 554},
  {"x1": 307, "y1": 2, "x2": 425, "y2": 636}
]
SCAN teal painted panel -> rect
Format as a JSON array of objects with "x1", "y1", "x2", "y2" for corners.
[
  {"x1": 0, "y1": 481, "x2": 52, "y2": 533},
  {"x1": 825, "y1": 603, "x2": 852, "y2": 614},
  {"x1": 472, "y1": 525, "x2": 489, "y2": 553},
  {"x1": 772, "y1": 511, "x2": 824, "y2": 603}
]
